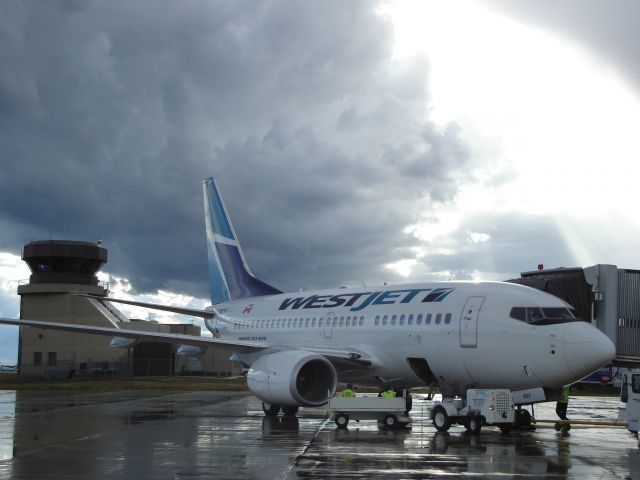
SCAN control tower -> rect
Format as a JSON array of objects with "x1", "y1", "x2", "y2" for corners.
[
  {"x1": 22, "y1": 240, "x2": 108, "y2": 287},
  {"x1": 17, "y1": 240, "x2": 135, "y2": 377},
  {"x1": 16, "y1": 240, "x2": 239, "y2": 378}
]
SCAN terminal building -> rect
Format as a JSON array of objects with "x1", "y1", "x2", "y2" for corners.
[{"x1": 17, "y1": 240, "x2": 240, "y2": 378}]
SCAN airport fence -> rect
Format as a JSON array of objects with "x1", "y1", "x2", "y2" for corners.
[{"x1": 19, "y1": 357, "x2": 239, "y2": 379}]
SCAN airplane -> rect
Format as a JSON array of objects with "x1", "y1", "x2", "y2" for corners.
[{"x1": 0, "y1": 177, "x2": 616, "y2": 422}]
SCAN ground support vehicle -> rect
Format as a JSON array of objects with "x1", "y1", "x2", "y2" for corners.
[
  {"x1": 329, "y1": 395, "x2": 411, "y2": 428},
  {"x1": 618, "y1": 369, "x2": 640, "y2": 433},
  {"x1": 430, "y1": 389, "x2": 515, "y2": 434}
]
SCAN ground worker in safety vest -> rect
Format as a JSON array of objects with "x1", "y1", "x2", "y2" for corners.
[
  {"x1": 556, "y1": 385, "x2": 570, "y2": 420},
  {"x1": 381, "y1": 388, "x2": 395, "y2": 398},
  {"x1": 342, "y1": 384, "x2": 356, "y2": 397},
  {"x1": 555, "y1": 385, "x2": 571, "y2": 432}
]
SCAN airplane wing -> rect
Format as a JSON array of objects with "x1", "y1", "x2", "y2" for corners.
[
  {"x1": 72, "y1": 293, "x2": 215, "y2": 319},
  {"x1": 0, "y1": 317, "x2": 373, "y2": 373},
  {"x1": 300, "y1": 346, "x2": 372, "y2": 366},
  {"x1": 0, "y1": 317, "x2": 265, "y2": 352}
]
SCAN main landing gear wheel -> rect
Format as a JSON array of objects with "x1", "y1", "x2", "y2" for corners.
[
  {"x1": 432, "y1": 406, "x2": 451, "y2": 432},
  {"x1": 282, "y1": 406, "x2": 299, "y2": 416},
  {"x1": 262, "y1": 402, "x2": 281, "y2": 416},
  {"x1": 467, "y1": 416, "x2": 482, "y2": 434},
  {"x1": 384, "y1": 414, "x2": 398, "y2": 428},
  {"x1": 335, "y1": 413, "x2": 349, "y2": 428}
]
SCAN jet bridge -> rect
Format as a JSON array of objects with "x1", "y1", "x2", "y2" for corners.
[{"x1": 508, "y1": 264, "x2": 640, "y2": 367}]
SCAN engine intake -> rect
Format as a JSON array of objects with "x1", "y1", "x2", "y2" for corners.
[{"x1": 247, "y1": 350, "x2": 337, "y2": 407}]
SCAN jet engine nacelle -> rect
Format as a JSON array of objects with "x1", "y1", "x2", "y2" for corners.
[{"x1": 246, "y1": 350, "x2": 337, "y2": 407}]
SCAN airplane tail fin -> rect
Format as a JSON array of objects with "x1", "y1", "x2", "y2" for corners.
[{"x1": 203, "y1": 177, "x2": 282, "y2": 304}]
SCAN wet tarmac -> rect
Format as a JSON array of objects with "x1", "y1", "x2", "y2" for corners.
[{"x1": 0, "y1": 389, "x2": 638, "y2": 479}]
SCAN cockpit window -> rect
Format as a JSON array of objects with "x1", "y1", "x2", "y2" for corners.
[
  {"x1": 541, "y1": 308, "x2": 576, "y2": 319},
  {"x1": 510, "y1": 307, "x2": 526, "y2": 322},
  {"x1": 509, "y1": 306, "x2": 577, "y2": 325}
]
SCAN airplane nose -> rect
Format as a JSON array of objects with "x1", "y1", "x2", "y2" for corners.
[{"x1": 564, "y1": 322, "x2": 616, "y2": 378}]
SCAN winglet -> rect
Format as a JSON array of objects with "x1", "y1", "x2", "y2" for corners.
[{"x1": 203, "y1": 177, "x2": 282, "y2": 304}]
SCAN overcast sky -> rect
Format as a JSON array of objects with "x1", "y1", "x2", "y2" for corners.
[{"x1": 1, "y1": 0, "x2": 640, "y2": 363}]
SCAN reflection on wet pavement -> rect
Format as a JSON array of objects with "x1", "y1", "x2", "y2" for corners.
[
  {"x1": 0, "y1": 392, "x2": 15, "y2": 463},
  {"x1": 294, "y1": 395, "x2": 638, "y2": 479},
  {"x1": 0, "y1": 390, "x2": 637, "y2": 479}
]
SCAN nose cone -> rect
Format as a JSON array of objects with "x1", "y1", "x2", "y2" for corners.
[{"x1": 564, "y1": 322, "x2": 616, "y2": 378}]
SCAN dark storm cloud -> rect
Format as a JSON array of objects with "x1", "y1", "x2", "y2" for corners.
[
  {"x1": 480, "y1": 0, "x2": 640, "y2": 93},
  {"x1": 0, "y1": 0, "x2": 474, "y2": 298}
]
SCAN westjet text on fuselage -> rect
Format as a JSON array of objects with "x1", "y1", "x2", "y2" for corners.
[{"x1": 278, "y1": 287, "x2": 455, "y2": 312}]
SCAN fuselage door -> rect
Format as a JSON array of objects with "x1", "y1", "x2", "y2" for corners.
[
  {"x1": 323, "y1": 312, "x2": 334, "y2": 339},
  {"x1": 459, "y1": 296, "x2": 485, "y2": 348}
]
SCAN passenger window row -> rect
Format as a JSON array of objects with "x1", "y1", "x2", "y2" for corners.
[
  {"x1": 233, "y1": 312, "x2": 454, "y2": 330},
  {"x1": 374, "y1": 312, "x2": 452, "y2": 326},
  {"x1": 233, "y1": 315, "x2": 366, "y2": 330}
]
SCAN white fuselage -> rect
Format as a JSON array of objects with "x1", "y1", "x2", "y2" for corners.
[{"x1": 205, "y1": 281, "x2": 615, "y2": 395}]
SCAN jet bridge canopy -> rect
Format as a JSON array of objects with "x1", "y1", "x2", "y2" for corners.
[
  {"x1": 508, "y1": 264, "x2": 640, "y2": 367},
  {"x1": 508, "y1": 268, "x2": 591, "y2": 322}
]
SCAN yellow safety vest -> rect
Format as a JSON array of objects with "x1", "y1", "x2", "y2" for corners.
[
  {"x1": 559, "y1": 386, "x2": 569, "y2": 404},
  {"x1": 342, "y1": 389, "x2": 355, "y2": 397},
  {"x1": 382, "y1": 390, "x2": 395, "y2": 398}
]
